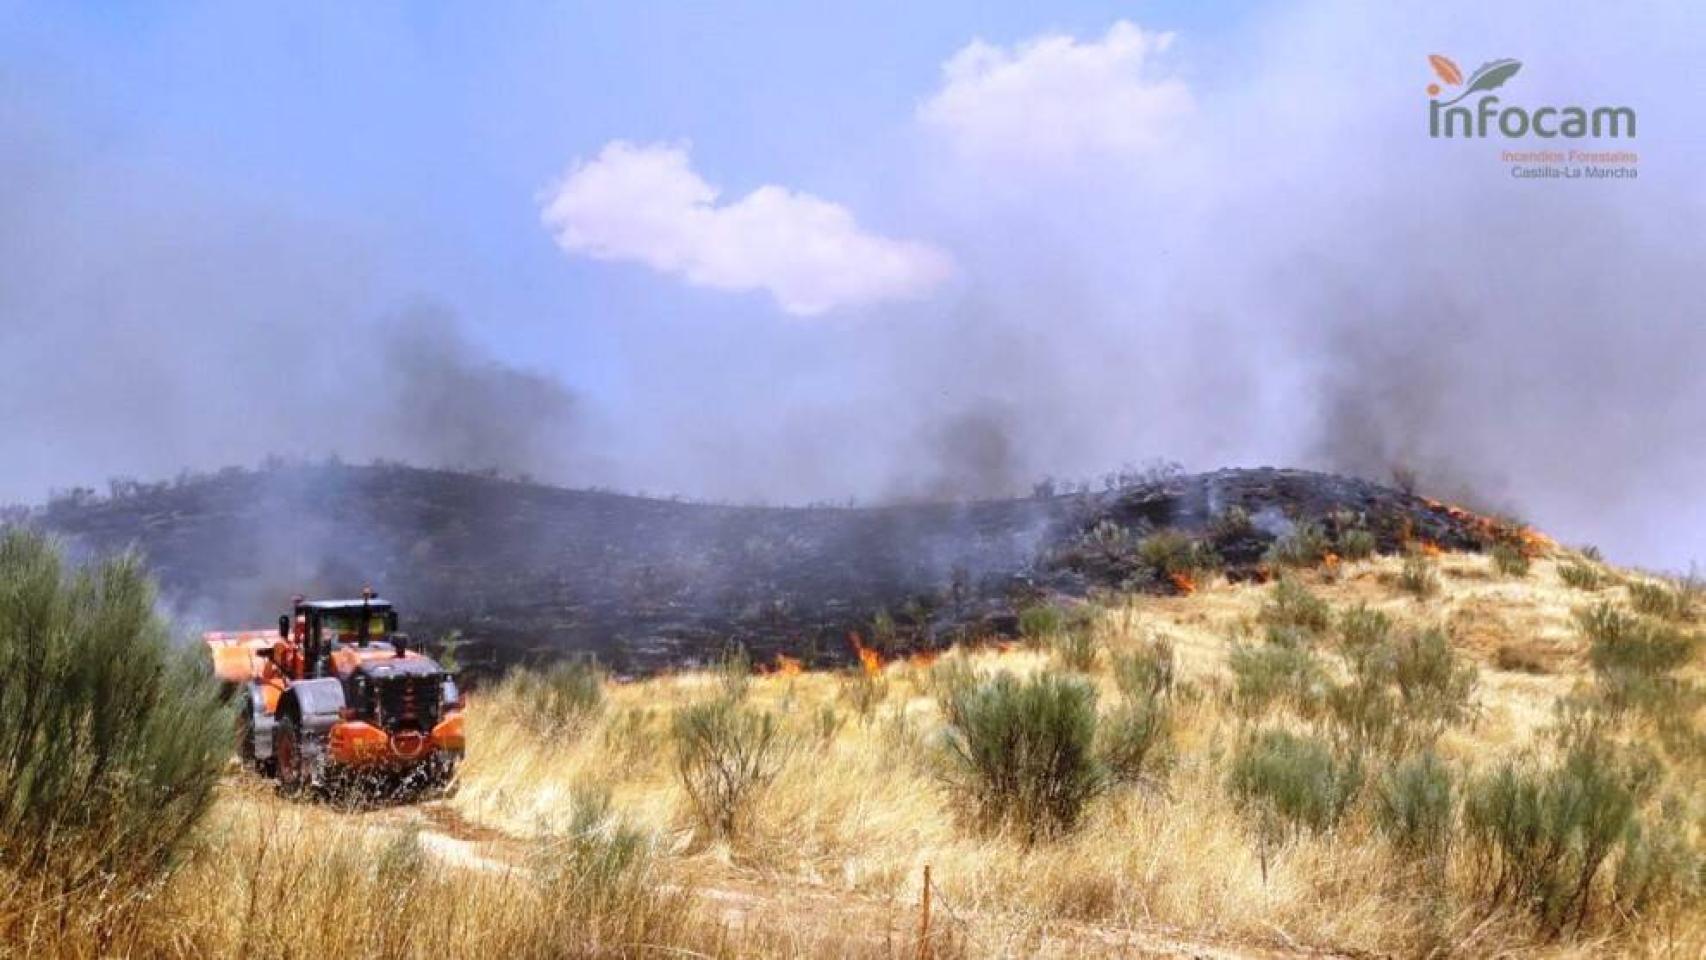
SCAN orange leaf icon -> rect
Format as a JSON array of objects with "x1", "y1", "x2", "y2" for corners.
[{"x1": 1428, "y1": 54, "x2": 1463, "y2": 86}]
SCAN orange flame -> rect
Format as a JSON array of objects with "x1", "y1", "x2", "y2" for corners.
[
  {"x1": 1168, "y1": 570, "x2": 1197, "y2": 595},
  {"x1": 1421, "y1": 497, "x2": 1555, "y2": 557},
  {"x1": 849, "y1": 632, "x2": 884, "y2": 677},
  {"x1": 773, "y1": 654, "x2": 803, "y2": 677},
  {"x1": 1418, "y1": 540, "x2": 1443, "y2": 557},
  {"x1": 907, "y1": 649, "x2": 939, "y2": 668}
]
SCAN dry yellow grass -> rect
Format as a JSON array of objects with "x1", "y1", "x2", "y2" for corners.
[{"x1": 5, "y1": 547, "x2": 1701, "y2": 958}]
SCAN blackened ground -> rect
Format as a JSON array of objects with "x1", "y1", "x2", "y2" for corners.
[{"x1": 23, "y1": 464, "x2": 1504, "y2": 677}]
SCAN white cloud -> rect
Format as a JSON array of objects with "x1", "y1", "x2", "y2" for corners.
[
  {"x1": 918, "y1": 21, "x2": 1193, "y2": 172},
  {"x1": 541, "y1": 141, "x2": 953, "y2": 316}
]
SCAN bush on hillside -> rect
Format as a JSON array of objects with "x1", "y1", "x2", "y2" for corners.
[
  {"x1": 1229, "y1": 641, "x2": 1328, "y2": 716},
  {"x1": 1399, "y1": 550, "x2": 1441, "y2": 598},
  {"x1": 938, "y1": 670, "x2": 1105, "y2": 843},
  {"x1": 1228, "y1": 729, "x2": 1363, "y2": 839},
  {"x1": 1260, "y1": 576, "x2": 1332, "y2": 633},
  {"x1": 672, "y1": 698, "x2": 788, "y2": 841},
  {"x1": 1464, "y1": 728, "x2": 1660, "y2": 934},
  {"x1": 1374, "y1": 750, "x2": 1456, "y2": 855},
  {"x1": 1492, "y1": 542, "x2": 1531, "y2": 577}
]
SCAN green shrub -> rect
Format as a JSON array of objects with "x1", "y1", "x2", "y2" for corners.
[
  {"x1": 0, "y1": 531, "x2": 227, "y2": 889},
  {"x1": 1375, "y1": 751, "x2": 1456, "y2": 855},
  {"x1": 1463, "y1": 730, "x2": 1659, "y2": 933},
  {"x1": 1018, "y1": 604, "x2": 1066, "y2": 642},
  {"x1": 1210, "y1": 505, "x2": 1254, "y2": 539},
  {"x1": 504, "y1": 657, "x2": 606, "y2": 735},
  {"x1": 927, "y1": 658, "x2": 979, "y2": 724},
  {"x1": 671, "y1": 698, "x2": 788, "y2": 840},
  {"x1": 1260, "y1": 576, "x2": 1331, "y2": 633},
  {"x1": 601, "y1": 707, "x2": 659, "y2": 762},
  {"x1": 1264, "y1": 521, "x2": 1333, "y2": 568},
  {"x1": 1337, "y1": 603, "x2": 1394, "y2": 663},
  {"x1": 1628, "y1": 581, "x2": 1689, "y2": 621},
  {"x1": 1137, "y1": 530, "x2": 1220, "y2": 577},
  {"x1": 1230, "y1": 642, "x2": 1328, "y2": 716},
  {"x1": 1051, "y1": 626, "x2": 1100, "y2": 673},
  {"x1": 1392, "y1": 627, "x2": 1478, "y2": 729},
  {"x1": 1399, "y1": 550, "x2": 1440, "y2": 598},
  {"x1": 1338, "y1": 528, "x2": 1377, "y2": 562},
  {"x1": 1099, "y1": 698, "x2": 1172, "y2": 785},
  {"x1": 938, "y1": 670, "x2": 1105, "y2": 843},
  {"x1": 813, "y1": 704, "x2": 845, "y2": 743},
  {"x1": 716, "y1": 644, "x2": 753, "y2": 702},
  {"x1": 1492, "y1": 542, "x2": 1531, "y2": 577},
  {"x1": 1576, "y1": 603, "x2": 1699, "y2": 719},
  {"x1": 532, "y1": 785, "x2": 653, "y2": 909},
  {"x1": 1102, "y1": 639, "x2": 1177, "y2": 785},
  {"x1": 1228, "y1": 730, "x2": 1363, "y2": 836},
  {"x1": 1559, "y1": 560, "x2": 1607, "y2": 591},
  {"x1": 1578, "y1": 604, "x2": 1695, "y2": 678},
  {"x1": 1326, "y1": 673, "x2": 1402, "y2": 751},
  {"x1": 1111, "y1": 638, "x2": 1176, "y2": 702},
  {"x1": 1612, "y1": 798, "x2": 1703, "y2": 918}
]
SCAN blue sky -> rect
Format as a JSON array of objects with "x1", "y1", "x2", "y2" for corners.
[
  {"x1": 1, "y1": 1, "x2": 1702, "y2": 570},
  {"x1": 1, "y1": 1, "x2": 1245, "y2": 387}
]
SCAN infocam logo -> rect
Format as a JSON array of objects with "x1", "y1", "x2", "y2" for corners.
[{"x1": 1426, "y1": 54, "x2": 1635, "y2": 139}]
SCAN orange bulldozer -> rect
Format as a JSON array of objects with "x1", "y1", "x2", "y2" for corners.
[{"x1": 205, "y1": 589, "x2": 464, "y2": 794}]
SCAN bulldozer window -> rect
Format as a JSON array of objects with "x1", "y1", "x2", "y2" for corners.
[{"x1": 318, "y1": 612, "x2": 390, "y2": 646}]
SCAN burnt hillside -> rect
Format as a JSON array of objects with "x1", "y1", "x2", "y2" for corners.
[{"x1": 20, "y1": 464, "x2": 1509, "y2": 675}]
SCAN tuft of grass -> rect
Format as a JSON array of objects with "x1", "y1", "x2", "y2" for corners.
[
  {"x1": 1260, "y1": 576, "x2": 1332, "y2": 633},
  {"x1": 717, "y1": 644, "x2": 753, "y2": 702},
  {"x1": 1018, "y1": 604, "x2": 1066, "y2": 643},
  {"x1": 838, "y1": 666, "x2": 890, "y2": 720},
  {"x1": 1051, "y1": 625, "x2": 1100, "y2": 673},
  {"x1": 1576, "y1": 602, "x2": 1699, "y2": 719},
  {"x1": 1229, "y1": 641, "x2": 1328, "y2": 716},
  {"x1": 937, "y1": 670, "x2": 1105, "y2": 844},
  {"x1": 1111, "y1": 637, "x2": 1176, "y2": 701},
  {"x1": 1337, "y1": 603, "x2": 1394, "y2": 662},
  {"x1": 500, "y1": 657, "x2": 606, "y2": 735},
  {"x1": 1628, "y1": 581, "x2": 1690, "y2": 621},
  {"x1": 1559, "y1": 559, "x2": 1608, "y2": 591},
  {"x1": 1491, "y1": 542, "x2": 1531, "y2": 577},
  {"x1": 1338, "y1": 527, "x2": 1377, "y2": 562},
  {"x1": 1101, "y1": 639, "x2": 1177, "y2": 785},
  {"x1": 1398, "y1": 549, "x2": 1440, "y2": 598}
]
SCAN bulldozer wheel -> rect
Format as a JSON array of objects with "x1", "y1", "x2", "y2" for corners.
[
  {"x1": 275, "y1": 713, "x2": 306, "y2": 796},
  {"x1": 236, "y1": 705, "x2": 258, "y2": 768}
]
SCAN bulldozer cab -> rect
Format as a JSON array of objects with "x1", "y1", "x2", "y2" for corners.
[{"x1": 284, "y1": 595, "x2": 399, "y2": 678}]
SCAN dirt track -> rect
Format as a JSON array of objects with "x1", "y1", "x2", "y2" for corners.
[{"x1": 327, "y1": 792, "x2": 1355, "y2": 960}]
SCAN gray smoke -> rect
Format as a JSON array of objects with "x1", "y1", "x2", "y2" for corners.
[
  {"x1": 2, "y1": 1, "x2": 1702, "y2": 575},
  {"x1": 0, "y1": 108, "x2": 588, "y2": 496}
]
